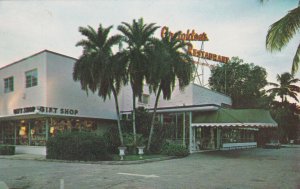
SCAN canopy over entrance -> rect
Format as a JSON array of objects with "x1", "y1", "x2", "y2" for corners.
[{"x1": 192, "y1": 108, "x2": 277, "y2": 128}]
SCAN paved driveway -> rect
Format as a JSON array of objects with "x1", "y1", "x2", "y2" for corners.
[{"x1": 0, "y1": 146, "x2": 299, "y2": 189}]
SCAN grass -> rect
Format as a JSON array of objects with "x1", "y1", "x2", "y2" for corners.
[{"x1": 111, "y1": 154, "x2": 168, "y2": 161}]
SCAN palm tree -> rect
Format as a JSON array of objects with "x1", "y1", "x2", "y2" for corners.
[
  {"x1": 117, "y1": 18, "x2": 159, "y2": 144},
  {"x1": 73, "y1": 24, "x2": 127, "y2": 146},
  {"x1": 145, "y1": 30, "x2": 195, "y2": 151},
  {"x1": 267, "y1": 72, "x2": 300, "y2": 103},
  {"x1": 265, "y1": 1, "x2": 300, "y2": 74}
]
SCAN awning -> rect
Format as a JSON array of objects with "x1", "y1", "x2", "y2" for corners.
[{"x1": 192, "y1": 108, "x2": 277, "y2": 128}]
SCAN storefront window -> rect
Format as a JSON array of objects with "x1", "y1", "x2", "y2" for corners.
[
  {"x1": 222, "y1": 128, "x2": 256, "y2": 143},
  {"x1": 0, "y1": 118, "x2": 99, "y2": 146}
]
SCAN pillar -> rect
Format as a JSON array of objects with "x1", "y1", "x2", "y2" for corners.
[
  {"x1": 210, "y1": 127, "x2": 215, "y2": 149},
  {"x1": 14, "y1": 123, "x2": 17, "y2": 145},
  {"x1": 216, "y1": 128, "x2": 221, "y2": 150},
  {"x1": 28, "y1": 122, "x2": 31, "y2": 146},
  {"x1": 189, "y1": 112, "x2": 193, "y2": 153},
  {"x1": 45, "y1": 119, "x2": 49, "y2": 141}
]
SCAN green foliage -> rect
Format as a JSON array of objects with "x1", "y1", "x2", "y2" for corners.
[
  {"x1": 118, "y1": 18, "x2": 159, "y2": 145},
  {"x1": 162, "y1": 142, "x2": 189, "y2": 157},
  {"x1": 103, "y1": 127, "x2": 121, "y2": 154},
  {"x1": 270, "y1": 102, "x2": 299, "y2": 143},
  {"x1": 74, "y1": 24, "x2": 126, "y2": 146},
  {"x1": 209, "y1": 57, "x2": 268, "y2": 108},
  {"x1": 267, "y1": 72, "x2": 300, "y2": 103},
  {"x1": 265, "y1": 4, "x2": 300, "y2": 74},
  {"x1": 0, "y1": 145, "x2": 15, "y2": 155},
  {"x1": 46, "y1": 132, "x2": 111, "y2": 161}
]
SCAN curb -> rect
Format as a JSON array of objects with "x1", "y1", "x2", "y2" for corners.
[{"x1": 0, "y1": 155, "x2": 177, "y2": 165}]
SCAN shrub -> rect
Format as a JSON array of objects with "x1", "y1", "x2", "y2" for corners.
[
  {"x1": 0, "y1": 145, "x2": 15, "y2": 155},
  {"x1": 162, "y1": 142, "x2": 189, "y2": 157},
  {"x1": 103, "y1": 127, "x2": 123, "y2": 154},
  {"x1": 46, "y1": 132, "x2": 111, "y2": 161}
]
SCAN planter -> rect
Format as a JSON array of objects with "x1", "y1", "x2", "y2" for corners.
[
  {"x1": 118, "y1": 146, "x2": 127, "y2": 160},
  {"x1": 137, "y1": 146, "x2": 145, "y2": 159}
]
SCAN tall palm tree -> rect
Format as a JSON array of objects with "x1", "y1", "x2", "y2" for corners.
[
  {"x1": 118, "y1": 18, "x2": 159, "y2": 144},
  {"x1": 267, "y1": 72, "x2": 300, "y2": 103},
  {"x1": 73, "y1": 24, "x2": 127, "y2": 146},
  {"x1": 265, "y1": 1, "x2": 300, "y2": 74},
  {"x1": 146, "y1": 30, "x2": 195, "y2": 151}
]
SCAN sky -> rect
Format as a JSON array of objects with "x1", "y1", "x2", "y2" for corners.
[{"x1": 0, "y1": 0, "x2": 299, "y2": 99}]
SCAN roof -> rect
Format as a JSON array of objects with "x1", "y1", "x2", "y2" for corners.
[
  {"x1": 192, "y1": 108, "x2": 277, "y2": 128},
  {"x1": 0, "y1": 49, "x2": 77, "y2": 71}
]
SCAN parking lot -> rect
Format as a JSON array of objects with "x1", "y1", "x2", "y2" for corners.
[{"x1": 0, "y1": 146, "x2": 299, "y2": 189}]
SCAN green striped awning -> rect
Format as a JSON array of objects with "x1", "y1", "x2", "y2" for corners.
[{"x1": 192, "y1": 108, "x2": 277, "y2": 128}]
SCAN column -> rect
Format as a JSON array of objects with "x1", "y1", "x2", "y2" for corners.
[
  {"x1": 28, "y1": 122, "x2": 31, "y2": 146},
  {"x1": 210, "y1": 127, "x2": 215, "y2": 149},
  {"x1": 14, "y1": 123, "x2": 17, "y2": 145},
  {"x1": 216, "y1": 128, "x2": 221, "y2": 150},
  {"x1": 189, "y1": 112, "x2": 193, "y2": 153},
  {"x1": 45, "y1": 119, "x2": 49, "y2": 141}
]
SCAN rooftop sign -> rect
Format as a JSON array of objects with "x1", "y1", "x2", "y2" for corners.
[{"x1": 160, "y1": 26, "x2": 229, "y2": 64}]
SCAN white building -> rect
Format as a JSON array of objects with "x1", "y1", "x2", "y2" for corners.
[{"x1": 0, "y1": 50, "x2": 276, "y2": 155}]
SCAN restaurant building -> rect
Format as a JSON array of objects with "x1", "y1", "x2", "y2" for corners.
[{"x1": 0, "y1": 50, "x2": 277, "y2": 155}]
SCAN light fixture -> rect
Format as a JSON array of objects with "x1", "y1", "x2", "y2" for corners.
[
  {"x1": 50, "y1": 127, "x2": 55, "y2": 134},
  {"x1": 19, "y1": 126, "x2": 26, "y2": 136}
]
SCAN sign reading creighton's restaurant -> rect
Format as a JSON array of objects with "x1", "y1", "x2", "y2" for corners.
[
  {"x1": 161, "y1": 26, "x2": 229, "y2": 64},
  {"x1": 13, "y1": 106, "x2": 79, "y2": 116}
]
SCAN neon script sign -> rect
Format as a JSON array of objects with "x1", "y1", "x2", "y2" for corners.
[{"x1": 161, "y1": 26, "x2": 229, "y2": 63}]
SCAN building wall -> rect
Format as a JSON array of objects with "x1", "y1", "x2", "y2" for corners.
[
  {"x1": 120, "y1": 83, "x2": 232, "y2": 111},
  {"x1": 0, "y1": 53, "x2": 47, "y2": 115},
  {"x1": 192, "y1": 84, "x2": 232, "y2": 106},
  {"x1": 0, "y1": 50, "x2": 117, "y2": 120},
  {"x1": 45, "y1": 51, "x2": 117, "y2": 120},
  {"x1": 0, "y1": 50, "x2": 232, "y2": 119}
]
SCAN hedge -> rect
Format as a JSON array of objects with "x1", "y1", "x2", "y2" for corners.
[
  {"x1": 0, "y1": 145, "x2": 15, "y2": 155},
  {"x1": 162, "y1": 142, "x2": 189, "y2": 157},
  {"x1": 46, "y1": 132, "x2": 111, "y2": 161}
]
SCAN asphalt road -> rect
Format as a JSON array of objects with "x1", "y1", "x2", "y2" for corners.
[{"x1": 0, "y1": 146, "x2": 299, "y2": 189}]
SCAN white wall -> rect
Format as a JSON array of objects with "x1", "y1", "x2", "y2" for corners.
[
  {"x1": 0, "y1": 50, "x2": 232, "y2": 120},
  {"x1": 192, "y1": 84, "x2": 232, "y2": 106},
  {"x1": 45, "y1": 51, "x2": 117, "y2": 120},
  {"x1": 0, "y1": 52, "x2": 47, "y2": 116},
  {"x1": 120, "y1": 82, "x2": 232, "y2": 112}
]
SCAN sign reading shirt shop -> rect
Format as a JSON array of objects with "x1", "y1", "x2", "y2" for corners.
[{"x1": 13, "y1": 106, "x2": 79, "y2": 116}]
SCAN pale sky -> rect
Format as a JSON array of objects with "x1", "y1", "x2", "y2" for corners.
[{"x1": 0, "y1": 0, "x2": 299, "y2": 90}]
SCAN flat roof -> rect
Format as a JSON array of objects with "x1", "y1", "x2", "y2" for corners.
[{"x1": 0, "y1": 49, "x2": 77, "y2": 71}]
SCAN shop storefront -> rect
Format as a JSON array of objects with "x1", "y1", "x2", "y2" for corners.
[
  {"x1": 190, "y1": 108, "x2": 278, "y2": 152},
  {"x1": 0, "y1": 117, "x2": 101, "y2": 146}
]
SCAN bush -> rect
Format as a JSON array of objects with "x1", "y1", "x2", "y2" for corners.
[
  {"x1": 46, "y1": 132, "x2": 111, "y2": 161},
  {"x1": 0, "y1": 145, "x2": 15, "y2": 155},
  {"x1": 103, "y1": 127, "x2": 121, "y2": 154},
  {"x1": 162, "y1": 143, "x2": 189, "y2": 157}
]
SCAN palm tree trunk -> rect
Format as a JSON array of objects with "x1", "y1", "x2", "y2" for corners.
[
  {"x1": 112, "y1": 86, "x2": 124, "y2": 146},
  {"x1": 132, "y1": 87, "x2": 137, "y2": 145},
  {"x1": 147, "y1": 86, "x2": 162, "y2": 151}
]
